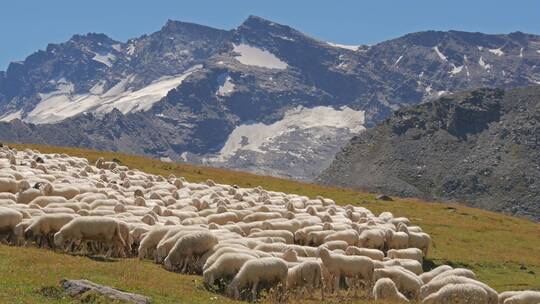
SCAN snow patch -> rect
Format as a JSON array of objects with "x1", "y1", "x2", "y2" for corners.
[
  {"x1": 112, "y1": 44, "x2": 122, "y2": 52},
  {"x1": 519, "y1": 48, "x2": 524, "y2": 58},
  {"x1": 537, "y1": 50, "x2": 540, "y2": 54},
  {"x1": 450, "y1": 64, "x2": 463, "y2": 75},
  {"x1": 478, "y1": 56, "x2": 492, "y2": 70},
  {"x1": 25, "y1": 65, "x2": 201, "y2": 124},
  {"x1": 394, "y1": 55, "x2": 404, "y2": 66},
  {"x1": 126, "y1": 44, "x2": 136, "y2": 56},
  {"x1": 232, "y1": 43, "x2": 288, "y2": 69},
  {"x1": 326, "y1": 42, "x2": 360, "y2": 51},
  {"x1": 209, "y1": 106, "x2": 365, "y2": 162},
  {"x1": 433, "y1": 46, "x2": 447, "y2": 62},
  {"x1": 488, "y1": 48, "x2": 504, "y2": 56},
  {"x1": 92, "y1": 53, "x2": 116, "y2": 67},
  {"x1": 216, "y1": 73, "x2": 235, "y2": 96},
  {"x1": 0, "y1": 110, "x2": 22, "y2": 122}
]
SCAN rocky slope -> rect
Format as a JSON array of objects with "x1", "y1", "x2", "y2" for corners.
[
  {"x1": 318, "y1": 86, "x2": 540, "y2": 221},
  {"x1": 1, "y1": 16, "x2": 540, "y2": 180}
]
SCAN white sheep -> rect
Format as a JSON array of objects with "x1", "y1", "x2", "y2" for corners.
[
  {"x1": 385, "y1": 229, "x2": 409, "y2": 250},
  {"x1": 383, "y1": 258, "x2": 424, "y2": 275},
  {"x1": 345, "y1": 246, "x2": 384, "y2": 261},
  {"x1": 374, "y1": 267, "x2": 422, "y2": 300},
  {"x1": 372, "y1": 277, "x2": 409, "y2": 303},
  {"x1": 431, "y1": 268, "x2": 476, "y2": 281},
  {"x1": 226, "y1": 257, "x2": 288, "y2": 301},
  {"x1": 318, "y1": 246, "x2": 374, "y2": 294},
  {"x1": 164, "y1": 231, "x2": 218, "y2": 273},
  {"x1": 203, "y1": 252, "x2": 255, "y2": 287},
  {"x1": 419, "y1": 265, "x2": 453, "y2": 283},
  {"x1": 323, "y1": 229, "x2": 359, "y2": 246},
  {"x1": 387, "y1": 248, "x2": 423, "y2": 264},
  {"x1": 286, "y1": 260, "x2": 324, "y2": 299},
  {"x1": 502, "y1": 291, "x2": 540, "y2": 304},
  {"x1": 420, "y1": 275, "x2": 498, "y2": 304},
  {"x1": 24, "y1": 213, "x2": 76, "y2": 247},
  {"x1": 0, "y1": 207, "x2": 23, "y2": 242},
  {"x1": 358, "y1": 229, "x2": 386, "y2": 250},
  {"x1": 422, "y1": 283, "x2": 489, "y2": 304},
  {"x1": 53, "y1": 216, "x2": 126, "y2": 257}
]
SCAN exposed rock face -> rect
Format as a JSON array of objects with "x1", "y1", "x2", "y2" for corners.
[
  {"x1": 1, "y1": 16, "x2": 540, "y2": 180},
  {"x1": 318, "y1": 86, "x2": 540, "y2": 221}
]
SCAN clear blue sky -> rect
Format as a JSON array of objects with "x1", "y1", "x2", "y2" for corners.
[{"x1": 1, "y1": 0, "x2": 539, "y2": 70}]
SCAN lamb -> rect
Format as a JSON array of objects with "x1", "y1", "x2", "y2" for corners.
[
  {"x1": 318, "y1": 246, "x2": 374, "y2": 294},
  {"x1": 420, "y1": 275, "x2": 498, "y2": 304},
  {"x1": 419, "y1": 265, "x2": 453, "y2": 284},
  {"x1": 203, "y1": 252, "x2": 256, "y2": 286},
  {"x1": 502, "y1": 291, "x2": 540, "y2": 304},
  {"x1": 345, "y1": 246, "x2": 384, "y2": 261},
  {"x1": 286, "y1": 260, "x2": 324, "y2": 299},
  {"x1": 372, "y1": 278, "x2": 409, "y2": 303},
  {"x1": 164, "y1": 231, "x2": 218, "y2": 273},
  {"x1": 374, "y1": 267, "x2": 423, "y2": 300},
  {"x1": 387, "y1": 248, "x2": 423, "y2": 264},
  {"x1": 53, "y1": 217, "x2": 126, "y2": 257},
  {"x1": 422, "y1": 283, "x2": 489, "y2": 304},
  {"x1": 226, "y1": 257, "x2": 288, "y2": 301}
]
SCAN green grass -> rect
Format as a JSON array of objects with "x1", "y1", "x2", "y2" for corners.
[{"x1": 1, "y1": 143, "x2": 539, "y2": 303}]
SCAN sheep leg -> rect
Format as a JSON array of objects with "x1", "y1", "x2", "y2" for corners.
[{"x1": 251, "y1": 281, "x2": 259, "y2": 302}]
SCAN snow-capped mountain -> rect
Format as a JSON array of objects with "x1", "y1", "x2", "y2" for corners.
[{"x1": 1, "y1": 16, "x2": 540, "y2": 180}]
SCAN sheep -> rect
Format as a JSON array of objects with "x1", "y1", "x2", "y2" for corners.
[
  {"x1": 358, "y1": 229, "x2": 386, "y2": 250},
  {"x1": 0, "y1": 178, "x2": 29, "y2": 194},
  {"x1": 42, "y1": 183, "x2": 80, "y2": 199},
  {"x1": 372, "y1": 278, "x2": 409, "y2": 303},
  {"x1": 0, "y1": 207, "x2": 23, "y2": 242},
  {"x1": 24, "y1": 213, "x2": 77, "y2": 248},
  {"x1": 226, "y1": 257, "x2": 288, "y2": 301},
  {"x1": 164, "y1": 231, "x2": 218, "y2": 273},
  {"x1": 431, "y1": 268, "x2": 476, "y2": 281},
  {"x1": 323, "y1": 229, "x2": 359, "y2": 246},
  {"x1": 400, "y1": 225, "x2": 431, "y2": 256},
  {"x1": 318, "y1": 246, "x2": 374, "y2": 294},
  {"x1": 17, "y1": 188, "x2": 42, "y2": 204},
  {"x1": 385, "y1": 229, "x2": 409, "y2": 250},
  {"x1": 422, "y1": 283, "x2": 489, "y2": 304},
  {"x1": 53, "y1": 217, "x2": 126, "y2": 257},
  {"x1": 387, "y1": 248, "x2": 423, "y2": 264},
  {"x1": 420, "y1": 275, "x2": 498, "y2": 304},
  {"x1": 374, "y1": 267, "x2": 423, "y2": 300},
  {"x1": 419, "y1": 265, "x2": 453, "y2": 284},
  {"x1": 383, "y1": 258, "x2": 423, "y2": 275},
  {"x1": 503, "y1": 291, "x2": 540, "y2": 304},
  {"x1": 203, "y1": 252, "x2": 256, "y2": 287},
  {"x1": 286, "y1": 260, "x2": 324, "y2": 299},
  {"x1": 29, "y1": 196, "x2": 67, "y2": 208},
  {"x1": 345, "y1": 246, "x2": 384, "y2": 261},
  {"x1": 499, "y1": 291, "x2": 525, "y2": 304},
  {"x1": 207, "y1": 212, "x2": 239, "y2": 225},
  {"x1": 248, "y1": 230, "x2": 294, "y2": 244}
]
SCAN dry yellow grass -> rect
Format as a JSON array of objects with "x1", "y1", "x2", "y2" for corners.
[{"x1": 0, "y1": 143, "x2": 538, "y2": 303}]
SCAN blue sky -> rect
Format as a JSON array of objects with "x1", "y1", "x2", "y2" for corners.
[{"x1": 1, "y1": 0, "x2": 539, "y2": 70}]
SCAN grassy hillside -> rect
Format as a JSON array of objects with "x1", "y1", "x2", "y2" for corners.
[{"x1": 1, "y1": 143, "x2": 539, "y2": 303}]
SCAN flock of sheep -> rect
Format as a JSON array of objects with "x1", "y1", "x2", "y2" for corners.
[{"x1": 0, "y1": 144, "x2": 539, "y2": 303}]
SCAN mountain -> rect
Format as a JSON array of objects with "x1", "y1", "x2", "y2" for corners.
[
  {"x1": 318, "y1": 86, "x2": 540, "y2": 221},
  {"x1": 1, "y1": 16, "x2": 540, "y2": 180}
]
